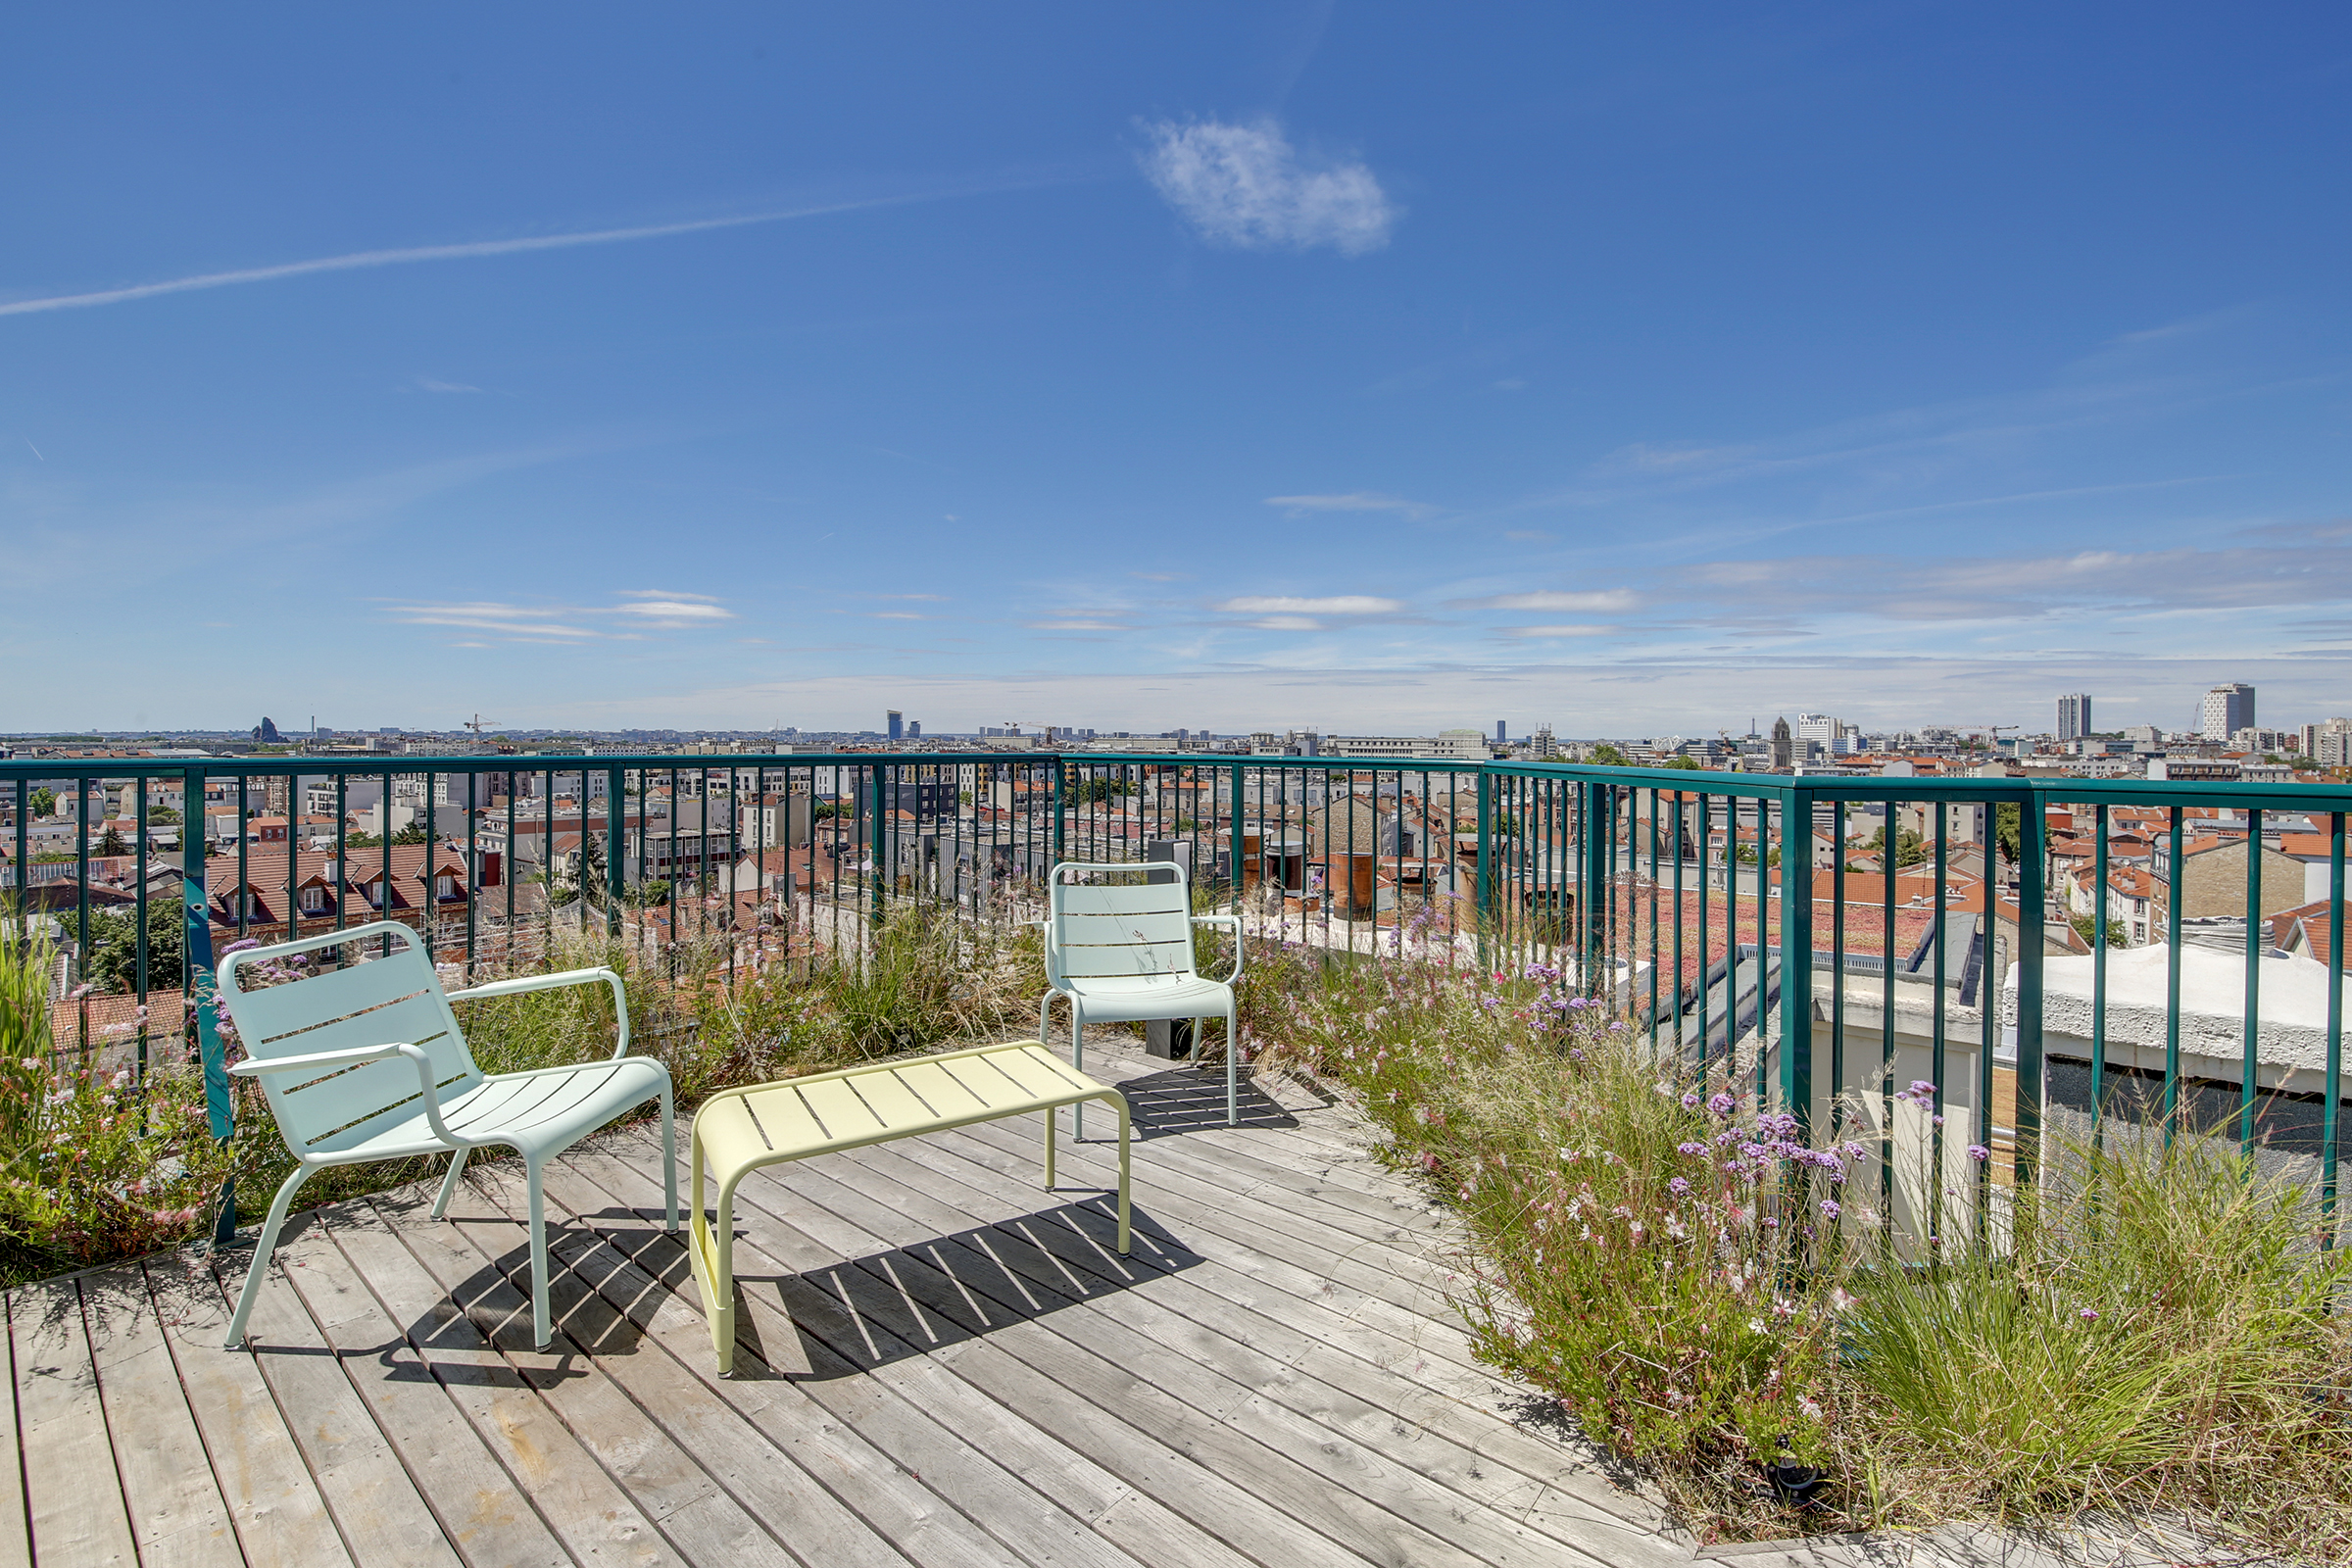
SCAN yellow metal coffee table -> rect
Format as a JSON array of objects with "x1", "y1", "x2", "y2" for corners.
[{"x1": 687, "y1": 1040, "x2": 1132, "y2": 1373}]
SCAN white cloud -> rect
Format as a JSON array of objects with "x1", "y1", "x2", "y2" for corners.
[
  {"x1": 1460, "y1": 589, "x2": 1640, "y2": 612},
  {"x1": 1214, "y1": 595, "x2": 1404, "y2": 615},
  {"x1": 1139, "y1": 119, "x2": 1396, "y2": 256},
  {"x1": 612, "y1": 598, "x2": 733, "y2": 622},
  {"x1": 415, "y1": 376, "x2": 481, "y2": 394},
  {"x1": 386, "y1": 591, "x2": 734, "y2": 640},
  {"x1": 1498, "y1": 624, "x2": 1618, "y2": 639},
  {"x1": 1263, "y1": 491, "x2": 1434, "y2": 518},
  {"x1": 1028, "y1": 619, "x2": 1126, "y2": 631},
  {"x1": 386, "y1": 603, "x2": 601, "y2": 640},
  {"x1": 1246, "y1": 615, "x2": 1325, "y2": 631}
]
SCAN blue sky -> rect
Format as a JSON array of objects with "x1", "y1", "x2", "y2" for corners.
[{"x1": 6, "y1": 4, "x2": 2350, "y2": 738}]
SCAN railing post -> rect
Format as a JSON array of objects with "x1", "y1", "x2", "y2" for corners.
[
  {"x1": 606, "y1": 765, "x2": 625, "y2": 939},
  {"x1": 180, "y1": 764, "x2": 237, "y2": 1245},
  {"x1": 1581, "y1": 778, "x2": 1606, "y2": 989},
  {"x1": 870, "y1": 763, "x2": 888, "y2": 929},
  {"x1": 1475, "y1": 768, "x2": 1494, "y2": 949},
  {"x1": 1779, "y1": 785, "x2": 1814, "y2": 1136},
  {"x1": 2015, "y1": 785, "x2": 2047, "y2": 1189},
  {"x1": 1228, "y1": 760, "x2": 1244, "y2": 915},
  {"x1": 1050, "y1": 755, "x2": 1065, "y2": 869}
]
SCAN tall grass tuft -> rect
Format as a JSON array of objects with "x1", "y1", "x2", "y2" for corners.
[{"x1": 1843, "y1": 1125, "x2": 2352, "y2": 1550}]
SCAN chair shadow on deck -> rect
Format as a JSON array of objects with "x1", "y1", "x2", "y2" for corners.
[
  {"x1": 518, "y1": 1182, "x2": 1205, "y2": 1383},
  {"x1": 1111, "y1": 1062, "x2": 1317, "y2": 1137}
]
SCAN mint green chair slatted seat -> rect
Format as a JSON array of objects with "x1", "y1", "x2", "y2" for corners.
[{"x1": 216, "y1": 920, "x2": 675, "y2": 1350}]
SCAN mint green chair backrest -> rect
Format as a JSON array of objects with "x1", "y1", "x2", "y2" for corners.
[
  {"x1": 1047, "y1": 863, "x2": 1197, "y2": 981},
  {"x1": 220, "y1": 921, "x2": 482, "y2": 1157}
]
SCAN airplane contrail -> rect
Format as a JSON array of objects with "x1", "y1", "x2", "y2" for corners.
[{"x1": 0, "y1": 183, "x2": 1023, "y2": 318}]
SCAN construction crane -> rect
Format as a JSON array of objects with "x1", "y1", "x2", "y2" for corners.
[{"x1": 462, "y1": 713, "x2": 501, "y2": 738}]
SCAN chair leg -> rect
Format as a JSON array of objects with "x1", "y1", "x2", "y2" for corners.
[
  {"x1": 1112, "y1": 1092, "x2": 1132, "y2": 1253},
  {"x1": 526, "y1": 1159, "x2": 554, "y2": 1349},
  {"x1": 1226, "y1": 998, "x2": 1240, "y2": 1125},
  {"x1": 222, "y1": 1164, "x2": 313, "y2": 1349},
  {"x1": 1044, "y1": 1101, "x2": 1056, "y2": 1191},
  {"x1": 431, "y1": 1146, "x2": 470, "y2": 1220},
  {"x1": 1070, "y1": 1001, "x2": 1085, "y2": 1142},
  {"x1": 660, "y1": 1079, "x2": 679, "y2": 1233}
]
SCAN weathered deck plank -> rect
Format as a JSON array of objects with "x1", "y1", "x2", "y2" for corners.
[
  {"x1": 270, "y1": 1210, "x2": 571, "y2": 1568},
  {"x1": 140, "y1": 1250, "x2": 356, "y2": 1568},
  {"x1": 6, "y1": 1044, "x2": 1871, "y2": 1568},
  {"x1": 11, "y1": 1278, "x2": 138, "y2": 1566},
  {"x1": 79, "y1": 1267, "x2": 242, "y2": 1568},
  {"x1": 215, "y1": 1219, "x2": 466, "y2": 1568}
]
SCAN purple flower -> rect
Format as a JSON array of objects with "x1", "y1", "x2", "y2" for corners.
[
  {"x1": 1668, "y1": 1176, "x2": 1691, "y2": 1197},
  {"x1": 1706, "y1": 1093, "x2": 1736, "y2": 1118},
  {"x1": 1819, "y1": 1200, "x2": 1840, "y2": 1220},
  {"x1": 2079, "y1": 1307, "x2": 2098, "y2": 1323},
  {"x1": 1907, "y1": 1080, "x2": 1936, "y2": 1097},
  {"x1": 1842, "y1": 1141, "x2": 1869, "y2": 1161},
  {"x1": 1966, "y1": 1144, "x2": 1990, "y2": 1162},
  {"x1": 1676, "y1": 1141, "x2": 1706, "y2": 1157},
  {"x1": 1680, "y1": 1092, "x2": 1700, "y2": 1108}
]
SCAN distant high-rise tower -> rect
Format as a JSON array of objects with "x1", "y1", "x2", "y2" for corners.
[
  {"x1": 887, "y1": 710, "x2": 904, "y2": 742},
  {"x1": 906, "y1": 720, "x2": 921, "y2": 739},
  {"x1": 2200, "y1": 684, "x2": 2254, "y2": 742},
  {"x1": 1494, "y1": 719, "x2": 1506, "y2": 744},
  {"x1": 2056, "y1": 693, "x2": 2091, "y2": 741},
  {"x1": 1770, "y1": 715, "x2": 1793, "y2": 768}
]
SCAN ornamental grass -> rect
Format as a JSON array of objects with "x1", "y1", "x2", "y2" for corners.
[{"x1": 1241, "y1": 929, "x2": 2352, "y2": 1557}]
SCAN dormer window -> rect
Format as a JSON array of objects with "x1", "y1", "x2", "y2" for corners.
[{"x1": 301, "y1": 885, "x2": 327, "y2": 914}]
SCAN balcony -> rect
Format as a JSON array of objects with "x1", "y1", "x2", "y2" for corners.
[{"x1": 1, "y1": 750, "x2": 2345, "y2": 1562}]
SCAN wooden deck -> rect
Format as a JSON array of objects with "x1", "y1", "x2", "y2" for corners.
[
  {"x1": 7, "y1": 1042, "x2": 1701, "y2": 1568},
  {"x1": 4, "y1": 1042, "x2": 2158, "y2": 1568}
]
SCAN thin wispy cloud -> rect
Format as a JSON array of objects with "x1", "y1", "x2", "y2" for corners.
[
  {"x1": 1140, "y1": 119, "x2": 1396, "y2": 256},
  {"x1": 1028, "y1": 618, "x2": 1126, "y2": 631},
  {"x1": 0, "y1": 183, "x2": 1043, "y2": 318},
  {"x1": 1499, "y1": 624, "x2": 1618, "y2": 639},
  {"x1": 1682, "y1": 536, "x2": 2352, "y2": 622},
  {"x1": 1457, "y1": 588, "x2": 1640, "y2": 612},
  {"x1": 1264, "y1": 491, "x2": 1435, "y2": 518},
  {"x1": 415, "y1": 376, "x2": 481, "y2": 394},
  {"x1": 1214, "y1": 594, "x2": 1404, "y2": 615},
  {"x1": 385, "y1": 591, "x2": 735, "y2": 641}
]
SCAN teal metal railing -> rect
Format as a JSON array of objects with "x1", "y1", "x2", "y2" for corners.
[{"x1": 2, "y1": 749, "x2": 2343, "y2": 1245}]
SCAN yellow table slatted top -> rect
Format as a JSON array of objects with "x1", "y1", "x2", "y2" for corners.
[{"x1": 687, "y1": 1040, "x2": 1131, "y2": 1374}]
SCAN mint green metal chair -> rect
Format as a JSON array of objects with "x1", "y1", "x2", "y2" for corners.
[
  {"x1": 216, "y1": 920, "x2": 674, "y2": 1350},
  {"x1": 1038, "y1": 859, "x2": 1245, "y2": 1129}
]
